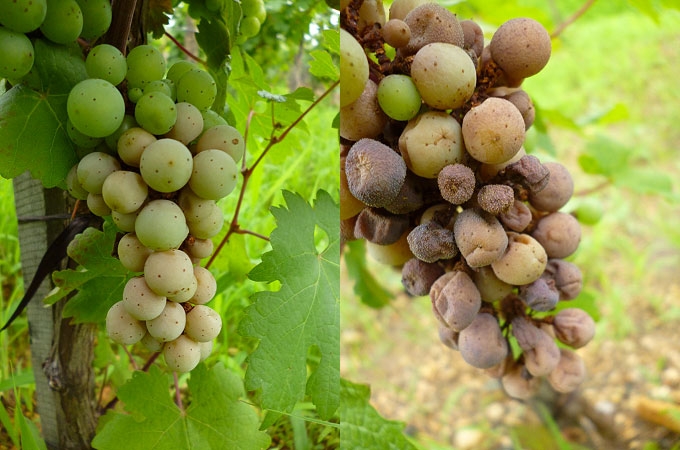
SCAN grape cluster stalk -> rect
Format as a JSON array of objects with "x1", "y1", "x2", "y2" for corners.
[{"x1": 341, "y1": 0, "x2": 595, "y2": 398}]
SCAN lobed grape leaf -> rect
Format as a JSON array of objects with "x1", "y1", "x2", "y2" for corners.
[
  {"x1": 309, "y1": 29, "x2": 339, "y2": 81},
  {"x1": 339, "y1": 378, "x2": 417, "y2": 450},
  {"x1": 239, "y1": 190, "x2": 340, "y2": 420},
  {"x1": 45, "y1": 221, "x2": 129, "y2": 323},
  {"x1": 144, "y1": 0, "x2": 174, "y2": 39},
  {"x1": 0, "y1": 39, "x2": 86, "y2": 188},
  {"x1": 91, "y1": 363, "x2": 270, "y2": 450},
  {"x1": 343, "y1": 240, "x2": 391, "y2": 308}
]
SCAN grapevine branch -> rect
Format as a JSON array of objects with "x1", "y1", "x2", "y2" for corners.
[
  {"x1": 164, "y1": 30, "x2": 208, "y2": 66},
  {"x1": 206, "y1": 80, "x2": 340, "y2": 269},
  {"x1": 550, "y1": 0, "x2": 598, "y2": 39}
]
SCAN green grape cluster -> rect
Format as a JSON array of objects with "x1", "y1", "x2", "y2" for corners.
[
  {"x1": 63, "y1": 46, "x2": 243, "y2": 372},
  {"x1": 341, "y1": 0, "x2": 595, "y2": 398},
  {"x1": 235, "y1": 0, "x2": 267, "y2": 44},
  {"x1": 0, "y1": 0, "x2": 111, "y2": 79}
]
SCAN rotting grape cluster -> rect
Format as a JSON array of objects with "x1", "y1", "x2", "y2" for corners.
[
  {"x1": 341, "y1": 0, "x2": 595, "y2": 398},
  {"x1": 0, "y1": 0, "x2": 249, "y2": 373}
]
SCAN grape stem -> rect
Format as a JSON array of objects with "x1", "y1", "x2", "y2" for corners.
[
  {"x1": 206, "y1": 80, "x2": 340, "y2": 268},
  {"x1": 164, "y1": 31, "x2": 208, "y2": 66},
  {"x1": 574, "y1": 180, "x2": 610, "y2": 197},
  {"x1": 173, "y1": 372, "x2": 184, "y2": 412},
  {"x1": 550, "y1": 0, "x2": 598, "y2": 39}
]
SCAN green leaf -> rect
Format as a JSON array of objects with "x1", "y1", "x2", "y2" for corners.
[
  {"x1": 309, "y1": 49, "x2": 339, "y2": 81},
  {"x1": 16, "y1": 407, "x2": 47, "y2": 450},
  {"x1": 343, "y1": 239, "x2": 391, "y2": 308},
  {"x1": 144, "y1": 0, "x2": 174, "y2": 39},
  {"x1": 339, "y1": 379, "x2": 417, "y2": 450},
  {"x1": 0, "y1": 39, "x2": 85, "y2": 187},
  {"x1": 92, "y1": 364, "x2": 270, "y2": 450},
  {"x1": 239, "y1": 190, "x2": 340, "y2": 420},
  {"x1": 46, "y1": 221, "x2": 129, "y2": 323},
  {"x1": 628, "y1": 0, "x2": 661, "y2": 22},
  {"x1": 613, "y1": 167, "x2": 673, "y2": 196}
]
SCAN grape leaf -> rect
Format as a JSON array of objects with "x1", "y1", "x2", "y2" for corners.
[
  {"x1": 343, "y1": 239, "x2": 391, "y2": 308},
  {"x1": 144, "y1": 0, "x2": 174, "y2": 39},
  {"x1": 92, "y1": 363, "x2": 270, "y2": 450},
  {"x1": 310, "y1": 29, "x2": 339, "y2": 81},
  {"x1": 339, "y1": 379, "x2": 417, "y2": 450},
  {"x1": 45, "y1": 221, "x2": 129, "y2": 323},
  {"x1": 0, "y1": 39, "x2": 86, "y2": 187},
  {"x1": 239, "y1": 190, "x2": 340, "y2": 420}
]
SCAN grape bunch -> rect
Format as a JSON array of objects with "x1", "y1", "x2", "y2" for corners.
[
  {"x1": 0, "y1": 0, "x2": 112, "y2": 80},
  {"x1": 62, "y1": 47, "x2": 244, "y2": 373},
  {"x1": 340, "y1": 0, "x2": 595, "y2": 398}
]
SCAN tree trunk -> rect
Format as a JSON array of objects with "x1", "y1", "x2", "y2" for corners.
[{"x1": 13, "y1": 173, "x2": 97, "y2": 449}]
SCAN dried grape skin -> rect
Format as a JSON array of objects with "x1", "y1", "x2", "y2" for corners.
[
  {"x1": 399, "y1": 3, "x2": 464, "y2": 57},
  {"x1": 531, "y1": 212, "x2": 581, "y2": 259},
  {"x1": 340, "y1": 79, "x2": 388, "y2": 141},
  {"x1": 453, "y1": 208, "x2": 508, "y2": 268},
  {"x1": 548, "y1": 348, "x2": 586, "y2": 393},
  {"x1": 406, "y1": 221, "x2": 458, "y2": 263},
  {"x1": 462, "y1": 98, "x2": 525, "y2": 165},
  {"x1": 552, "y1": 308, "x2": 596, "y2": 349},
  {"x1": 401, "y1": 257, "x2": 445, "y2": 297},
  {"x1": 491, "y1": 232, "x2": 547, "y2": 285},
  {"x1": 489, "y1": 17, "x2": 552, "y2": 80},
  {"x1": 437, "y1": 163, "x2": 475, "y2": 205},
  {"x1": 345, "y1": 138, "x2": 407, "y2": 207},
  {"x1": 430, "y1": 271, "x2": 481, "y2": 332},
  {"x1": 354, "y1": 207, "x2": 410, "y2": 245},
  {"x1": 458, "y1": 312, "x2": 508, "y2": 369},
  {"x1": 528, "y1": 162, "x2": 574, "y2": 212}
]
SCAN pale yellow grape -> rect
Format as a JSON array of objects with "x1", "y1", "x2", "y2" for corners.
[
  {"x1": 163, "y1": 335, "x2": 201, "y2": 373},
  {"x1": 195, "y1": 124, "x2": 245, "y2": 162},
  {"x1": 141, "y1": 332, "x2": 163, "y2": 352},
  {"x1": 187, "y1": 204, "x2": 224, "y2": 240},
  {"x1": 199, "y1": 341, "x2": 213, "y2": 361},
  {"x1": 340, "y1": 28, "x2": 369, "y2": 107},
  {"x1": 411, "y1": 42, "x2": 476, "y2": 110},
  {"x1": 101, "y1": 171, "x2": 147, "y2": 214},
  {"x1": 462, "y1": 97, "x2": 525, "y2": 164},
  {"x1": 398, "y1": 111, "x2": 465, "y2": 178},
  {"x1": 145, "y1": 301, "x2": 186, "y2": 342},
  {"x1": 191, "y1": 266, "x2": 217, "y2": 305},
  {"x1": 144, "y1": 249, "x2": 195, "y2": 297},
  {"x1": 168, "y1": 276, "x2": 197, "y2": 303},
  {"x1": 76, "y1": 151, "x2": 121, "y2": 194},
  {"x1": 111, "y1": 210, "x2": 138, "y2": 233},
  {"x1": 66, "y1": 164, "x2": 88, "y2": 200},
  {"x1": 165, "y1": 102, "x2": 204, "y2": 145},
  {"x1": 117, "y1": 233, "x2": 152, "y2": 272},
  {"x1": 122, "y1": 276, "x2": 167, "y2": 321},
  {"x1": 106, "y1": 301, "x2": 146, "y2": 345},
  {"x1": 185, "y1": 238, "x2": 214, "y2": 260},
  {"x1": 178, "y1": 187, "x2": 218, "y2": 222},
  {"x1": 86, "y1": 193, "x2": 111, "y2": 217},
  {"x1": 184, "y1": 305, "x2": 222, "y2": 342},
  {"x1": 189, "y1": 150, "x2": 238, "y2": 200},
  {"x1": 117, "y1": 127, "x2": 156, "y2": 167}
]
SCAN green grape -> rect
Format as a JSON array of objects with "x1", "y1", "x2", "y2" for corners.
[
  {"x1": 66, "y1": 118, "x2": 102, "y2": 149},
  {"x1": 0, "y1": 26, "x2": 34, "y2": 79},
  {"x1": 176, "y1": 69, "x2": 217, "y2": 111},
  {"x1": 377, "y1": 74, "x2": 421, "y2": 121},
  {"x1": 165, "y1": 102, "x2": 204, "y2": 145},
  {"x1": 104, "y1": 114, "x2": 137, "y2": 151},
  {"x1": 85, "y1": 44, "x2": 126, "y2": 86},
  {"x1": 140, "y1": 333, "x2": 163, "y2": 352},
  {"x1": 126, "y1": 44, "x2": 166, "y2": 89},
  {"x1": 340, "y1": 28, "x2": 369, "y2": 107},
  {"x1": 139, "y1": 138, "x2": 193, "y2": 192},
  {"x1": 189, "y1": 150, "x2": 238, "y2": 200},
  {"x1": 165, "y1": 60, "x2": 195, "y2": 86},
  {"x1": 101, "y1": 171, "x2": 148, "y2": 214},
  {"x1": 66, "y1": 164, "x2": 88, "y2": 200},
  {"x1": 67, "y1": 78, "x2": 125, "y2": 138},
  {"x1": 205, "y1": 0, "x2": 223, "y2": 12},
  {"x1": 198, "y1": 341, "x2": 213, "y2": 362},
  {"x1": 76, "y1": 151, "x2": 121, "y2": 194},
  {"x1": 195, "y1": 124, "x2": 245, "y2": 162},
  {"x1": 76, "y1": 0, "x2": 112, "y2": 41},
  {"x1": 200, "y1": 109, "x2": 228, "y2": 132},
  {"x1": 111, "y1": 210, "x2": 138, "y2": 233},
  {"x1": 178, "y1": 187, "x2": 219, "y2": 222},
  {"x1": 117, "y1": 233, "x2": 152, "y2": 272},
  {"x1": 0, "y1": 0, "x2": 47, "y2": 33},
  {"x1": 134, "y1": 200, "x2": 189, "y2": 251},
  {"x1": 242, "y1": 0, "x2": 266, "y2": 22},
  {"x1": 127, "y1": 87, "x2": 143, "y2": 103},
  {"x1": 40, "y1": 0, "x2": 83, "y2": 44},
  {"x1": 117, "y1": 127, "x2": 156, "y2": 167},
  {"x1": 573, "y1": 198, "x2": 602, "y2": 226},
  {"x1": 163, "y1": 335, "x2": 201, "y2": 373},
  {"x1": 143, "y1": 249, "x2": 195, "y2": 297},
  {"x1": 146, "y1": 301, "x2": 186, "y2": 342},
  {"x1": 106, "y1": 301, "x2": 146, "y2": 345},
  {"x1": 86, "y1": 192, "x2": 111, "y2": 217},
  {"x1": 134, "y1": 92, "x2": 177, "y2": 135},
  {"x1": 239, "y1": 16, "x2": 261, "y2": 38},
  {"x1": 186, "y1": 204, "x2": 224, "y2": 239},
  {"x1": 144, "y1": 79, "x2": 173, "y2": 98}
]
